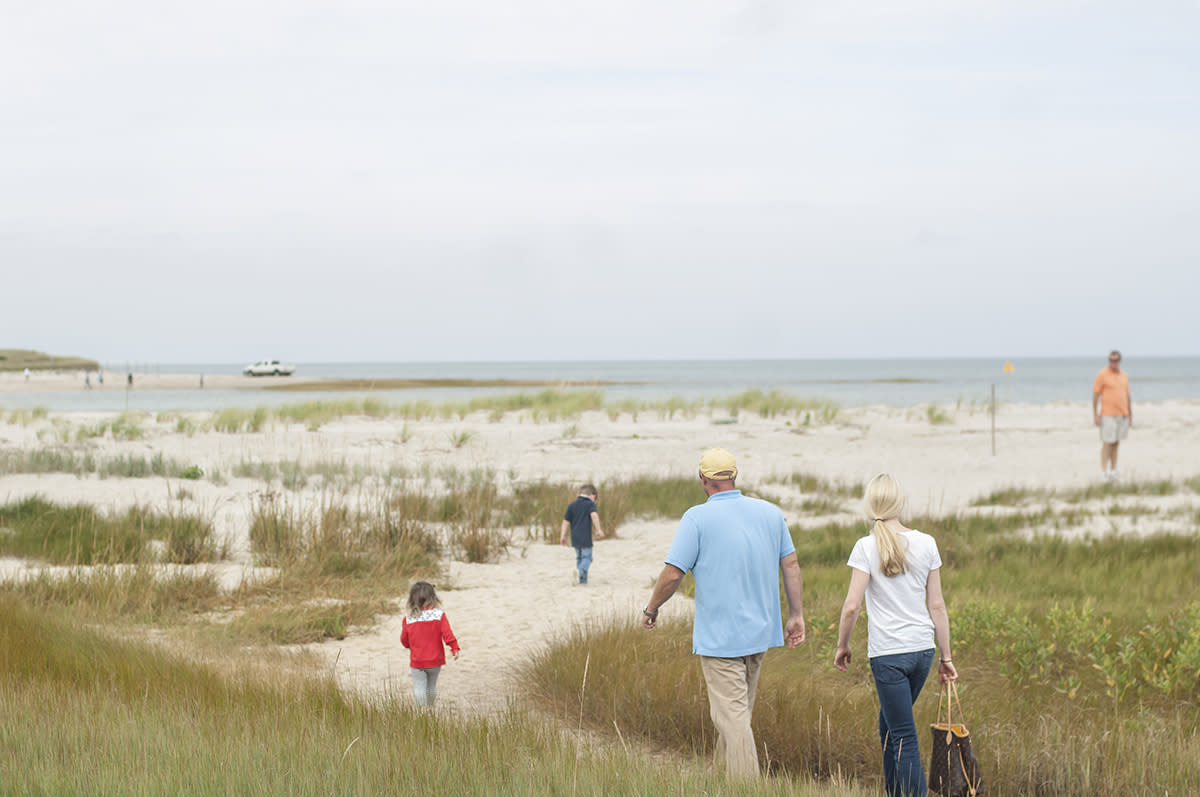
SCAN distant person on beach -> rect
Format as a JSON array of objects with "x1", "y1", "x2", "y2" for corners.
[
  {"x1": 560, "y1": 484, "x2": 605, "y2": 585},
  {"x1": 23, "y1": 368, "x2": 29, "y2": 382},
  {"x1": 834, "y1": 473, "x2": 956, "y2": 797},
  {"x1": 1092, "y1": 350, "x2": 1132, "y2": 481},
  {"x1": 400, "y1": 581, "x2": 460, "y2": 708},
  {"x1": 127, "y1": 371, "x2": 133, "y2": 388},
  {"x1": 84, "y1": 374, "x2": 91, "y2": 390},
  {"x1": 97, "y1": 369, "x2": 103, "y2": 386},
  {"x1": 642, "y1": 448, "x2": 806, "y2": 778}
]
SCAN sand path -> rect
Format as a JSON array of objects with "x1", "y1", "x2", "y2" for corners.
[{"x1": 323, "y1": 517, "x2": 684, "y2": 715}]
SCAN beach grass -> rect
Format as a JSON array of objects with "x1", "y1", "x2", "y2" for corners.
[
  {"x1": 770, "y1": 471, "x2": 863, "y2": 499},
  {"x1": 0, "y1": 496, "x2": 221, "y2": 565},
  {"x1": 4, "y1": 465, "x2": 1199, "y2": 793},
  {"x1": 74, "y1": 412, "x2": 147, "y2": 441},
  {"x1": 524, "y1": 478, "x2": 1200, "y2": 795},
  {"x1": 0, "y1": 597, "x2": 868, "y2": 795},
  {"x1": 0, "y1": 566, "x2": 227, "y2": 622},
  {"x1": 718, "y1": 389, "x2": 839, "y2": 421},
  {"x1": 38, "y1": 389, "x2": 842, "y2": 432},
  {"x1": 924, "y1": 404, "x2": 953, "y2": 425},
  {"x1": 0, "y1": 446, "x2": 205, "y2": 481},
  {"x1": 4, "y1": 406, "x2": 50, "y2": 424},
  {"x1": 971, "y1": 478, "x2": 1192, "y2": 506}
]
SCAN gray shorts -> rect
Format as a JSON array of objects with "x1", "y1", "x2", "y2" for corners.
[{"x1": 1099, "y1": 415, "x2": 1129, "y2": 444}]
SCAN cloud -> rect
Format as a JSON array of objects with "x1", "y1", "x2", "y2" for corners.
[{"x1": 1, "y1": 1, "x2": 1197, "y2": 360}]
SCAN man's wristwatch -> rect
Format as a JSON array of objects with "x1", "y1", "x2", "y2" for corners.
[{"x1": 642, "y1": 607, "x2": 658, "y2": 619}]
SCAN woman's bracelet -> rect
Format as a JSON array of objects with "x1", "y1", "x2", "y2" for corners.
[
  {"x1": 643, "y1": 607, "x2": 658, "y2": 618},
  {"x1": 941, "y1": 658, "x2": 953, "y2": 663}
]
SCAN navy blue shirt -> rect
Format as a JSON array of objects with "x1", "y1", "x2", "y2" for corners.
[{"x1": 564, "y1": 496, "x2": 598, "y2": 548}]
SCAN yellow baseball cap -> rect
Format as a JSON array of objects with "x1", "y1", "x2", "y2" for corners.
[{"x1": 699, "y1": 448, "x2": 738, "y2": 480}]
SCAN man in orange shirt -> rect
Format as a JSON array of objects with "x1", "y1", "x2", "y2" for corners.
[{"x1": 1092, "y1": 350, "x2": 1132, "y2": 481}]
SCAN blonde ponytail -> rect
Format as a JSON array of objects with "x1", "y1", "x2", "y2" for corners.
[{"x1": 864, "y1": 473, "x2": 908, "y2": 577}]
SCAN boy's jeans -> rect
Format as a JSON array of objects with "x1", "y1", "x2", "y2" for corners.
[{"x1": 574, "y1": 546, "x2": 593, "y2": 583}]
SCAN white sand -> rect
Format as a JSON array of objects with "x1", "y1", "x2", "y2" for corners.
[{"x1": 2, "y1": 399, "x2": 1199, "y2": 715}]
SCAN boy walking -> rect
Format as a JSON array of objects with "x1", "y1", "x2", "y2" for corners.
[{"x1": 560, "y1": 484, "x2": 606, "y2": 585}]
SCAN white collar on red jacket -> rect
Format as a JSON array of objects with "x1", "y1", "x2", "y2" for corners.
[{"x1": 409, "y1": 608, "x2": 444, "y2": 622}]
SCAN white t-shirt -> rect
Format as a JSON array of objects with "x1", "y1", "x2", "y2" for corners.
[{"x1": 847, "y1": 529, "x2": 942, "y2": 658}]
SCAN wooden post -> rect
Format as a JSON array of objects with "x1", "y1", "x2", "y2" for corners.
[{"x1": 991, "y1": 384, "x2": 996, "y2": 456}]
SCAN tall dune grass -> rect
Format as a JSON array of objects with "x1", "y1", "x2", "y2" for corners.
[
  {"x1": 0, "y1": 496, "x2": 221, "y2": 565},
  {"x1": 0, "y1": 598, "x2": 865, "y2": 795},
  {"x1": 0, "y1": 447, "x2": 203, "y2": 480},
  {"x1": 525, "y1": 480, "x2": 1200, "y2": 795},
  {"x1": 0, "y1": 567, "x2": 226, "y2": 622},
  {"x1": 81, "y1": 388, "x2": 840, "y2": 432}
]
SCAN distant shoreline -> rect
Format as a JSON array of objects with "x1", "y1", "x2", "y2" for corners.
[
  {"x1": 262, "y1": 377, "x2": 640, "y2": 392},
  {"x1": 0, "y1": 348, "x2": 98, "y2": 373},
  {"x1": 0, "y1": 371, "x2": 638, "y2": 395}
]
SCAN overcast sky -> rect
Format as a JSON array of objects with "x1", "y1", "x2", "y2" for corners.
[{"x1": 3, "y1": 1, "x2": 1197, "y2": 363}]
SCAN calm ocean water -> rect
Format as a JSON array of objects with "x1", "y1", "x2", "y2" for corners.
[{"x1": 6, "y1": 358, "x2": 1200, "y2": 413}]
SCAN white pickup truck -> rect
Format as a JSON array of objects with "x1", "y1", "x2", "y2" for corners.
[{"x1": 242, "y1": 360, "x2": 296, "y2": 377}]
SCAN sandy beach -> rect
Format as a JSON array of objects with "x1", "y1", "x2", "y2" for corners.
[
  {"x1": 2, "y1": 398, "x2": 1199, "y2": 716},
  {"x1": 0, "y1": 369, "x2": 259, "y2": 393},
  {"x1": 0, "y1": 369, "x2": 625, "y2": 394}
]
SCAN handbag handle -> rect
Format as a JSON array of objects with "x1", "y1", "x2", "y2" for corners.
[{"x1": 937, "y1": 680, "x2": 967, "y2": 727}]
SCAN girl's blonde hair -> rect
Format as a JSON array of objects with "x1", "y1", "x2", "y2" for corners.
[
  {"x1": 864, "y1": 473, "x2": 908, "y2": 577},
  {"x1": 407, "y1": 581, "x2": 440, "y2": 617}
]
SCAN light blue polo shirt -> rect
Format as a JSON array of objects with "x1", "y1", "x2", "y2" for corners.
[{"x1": 665, "y1": 490, "x2": 795, "y2": 657}]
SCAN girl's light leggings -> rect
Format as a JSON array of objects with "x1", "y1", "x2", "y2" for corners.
[{"x1": 411, "y1": 666, "x2": 442, "y2": 707}]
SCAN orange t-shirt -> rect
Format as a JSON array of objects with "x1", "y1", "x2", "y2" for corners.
[{"x1": 1092, "y1": 368, "x2": 1130, "y2": 417}]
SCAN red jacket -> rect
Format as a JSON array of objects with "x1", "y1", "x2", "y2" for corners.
[{"x1": 401, "y1": 608, "x2": 460, "y2": 668}]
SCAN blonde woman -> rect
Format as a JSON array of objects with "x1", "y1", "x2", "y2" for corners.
[{"x1": 834, "y1": 474, "x2": 957, "y2": 797}]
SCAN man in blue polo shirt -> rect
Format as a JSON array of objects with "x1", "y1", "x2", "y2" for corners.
[{"x1": 641, "y1": 448, "x2": 806, "y2": 778}]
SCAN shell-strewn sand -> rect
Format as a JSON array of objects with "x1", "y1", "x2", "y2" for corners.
[{"x1": 2, "y1": 400, "x2": 1198, "y2": 715}]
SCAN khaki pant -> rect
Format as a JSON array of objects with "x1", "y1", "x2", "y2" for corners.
[{"x1": 700, "y1": 652, "x2": 765, "y2": 778}]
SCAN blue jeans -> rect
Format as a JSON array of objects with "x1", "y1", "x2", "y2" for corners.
[
  {"x1": 575, "y1": 546, "x2": 593, "y2": 583},
  {"x1": 870, "y1": 649, "x2": 934, "y2": 797}
]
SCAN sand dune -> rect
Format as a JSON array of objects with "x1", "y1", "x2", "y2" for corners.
[{"x1": 2, "y1": 400, "x2": 1198, "y2": 715}]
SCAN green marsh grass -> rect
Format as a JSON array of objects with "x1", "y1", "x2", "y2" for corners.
[
  {"x1": 1, "y1": 598, "x2": 864, "y2": 796},
  {"x1": 225, "y1": 601, "x2": 381, "y2": 644},
  {"x1": 528, "y1": 478, "x2": 1200, "y2": 795},
  {"x1": 772, "y1": 471, "x2": 862, "y2": 499},
  {"x1": 236, "y1": 491, "x2": 442, "y2": 643},
  {"x1": 171, "y1": 388, "x2": 844, "y2": 431},
  {"x1": 74, "y1": 415, "x2": 143, "y2": 440},
  {"x1": 600, "y1": 476, "x2": 711, "y2": 532},
  {"x1": 0, "y1": 496, "x2": 221, "y2": 565},
  {"x1": 451, "y1": 526, "x2": 511, "y2": 563},
  {"x1": 246, "y1": 491, "x2": 440, "y2": 589},
  {"x1": 0, "y1": 567, "x2": 226, "y2": 622},
  {"x1": 718, "y1": 389, "x2": 839, "y2": 421},
  {"x1": 0, "y1": 446, "x2": 96, "y2": 476},
  {"x1": 448, "y1": 428, "x2": 475, "y2": 448},
  {"x1": 798, "y1": 496, "x2": 846, "y2": 514},
  {"x1": 924, "y1": 404, "x2": 953, "y2": 425},
  {"x1": 973, "y1": 478, "x2": 1189, "y2": 507},
  {"x1": 212, "y1": 406, "x2": 270, "y2": 433},
  {"x1": 4, "y1": 405, "x2": 50, "y2": 424},
  {"x1": 0, "y1": 447, "x2": 200, "y2": 480}
]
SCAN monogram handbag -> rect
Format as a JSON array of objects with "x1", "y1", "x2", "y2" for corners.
[{"x1": 928, "y1": 681, "x2": 981, "y2": 797}]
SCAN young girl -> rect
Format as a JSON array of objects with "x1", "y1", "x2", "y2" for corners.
[
  {"x1": 400, "y1": 581, "x2": 460, "y2": 708},
  {"x1": 833, "y1": 474, "x2": 957, "y2": 797}
]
